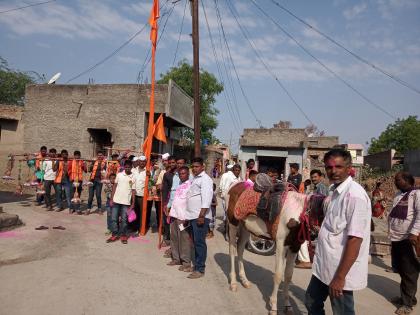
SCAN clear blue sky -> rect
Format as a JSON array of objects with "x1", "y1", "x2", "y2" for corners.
[{"x1": 1, "y1": 0, "x2": 419, "y2": 152}]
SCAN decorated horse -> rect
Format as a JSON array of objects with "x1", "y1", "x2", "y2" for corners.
[{"x1": 226, "y1": 173, "x2": 327, "y2": 315}]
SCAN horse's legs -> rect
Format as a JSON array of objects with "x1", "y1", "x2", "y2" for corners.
[
  {"x1": 228, "y1": 222, "x2": 239, "y2": 292},
  {"x1": 237, "y1": 225, "x2": 251, "y2": 288},
  {"x1": 269, "y1": 240, "x2": 285, "y2": 314},
  {"x1": 283, "y1": 248, "x2": 298, "y2": 315}
]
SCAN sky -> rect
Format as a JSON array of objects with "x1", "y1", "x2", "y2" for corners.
[{"x1": 1, "y1": 0, "x2": 419, "y2": 153}]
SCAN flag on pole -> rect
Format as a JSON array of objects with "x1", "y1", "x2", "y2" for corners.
[
  {"x1": 140, "y1": 0, "x2": 160, "y2": 237},
  {"x1": 153, "y1": 114, "x2": 167, "y2": 143}
]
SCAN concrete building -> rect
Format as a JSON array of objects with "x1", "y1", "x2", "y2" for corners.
[
  {"x1": 0, "y1": 105, "x2": 24, "y2": 177},
  {"x1": 404, "y1": 149, "x2": 420, "y2": 176},
  {"x1": 238, "y1": 128, "x2": 339, "y2": 179},
  {"x1": 23, "y1": 80, "x2": 193, "y2": 158},
  {"x1": 341, "y1": 144, "x2": 364, "y2": 165}
]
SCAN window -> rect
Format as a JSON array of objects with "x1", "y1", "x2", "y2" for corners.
[{"x1": 356, "y1": 149, "x2": 362, "y2": 157}]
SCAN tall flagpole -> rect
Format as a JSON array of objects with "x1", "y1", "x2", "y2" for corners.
[
  {"x1": 140, "y1": 0, "x2": 160, "y2": 236},
  {"x1": 191, "y1": 0, "x2": 201, "y2": 157}
]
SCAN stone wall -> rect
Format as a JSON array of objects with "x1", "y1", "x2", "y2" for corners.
[
  {"x1": 364, "y1": 149, "x2": 396, "y2": 171},
  {"x1": 23, "y1": 82, "x2": 193, "y2": 158},
  {"x1": 239, "y1": 128, "x2": 307, "y2": 148}
]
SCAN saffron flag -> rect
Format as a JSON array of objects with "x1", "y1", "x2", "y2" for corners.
[
  {"x1": 153, "y1": 114, "x2": 167, "y2": 143},
  {"x1": 149, "y1": 0, "x2": 160, "y2": 46}
]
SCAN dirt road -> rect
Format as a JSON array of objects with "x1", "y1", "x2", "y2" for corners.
[{"x1": 0, "y1": 192, "x2": 416, "y2": 315}]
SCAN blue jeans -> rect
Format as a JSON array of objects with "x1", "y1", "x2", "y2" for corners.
[
  {"x1": 106, "y1": 198, "x2": 112, "y2": 231},
  {"x1": 88, "y1": 180, "x2": 103, "y2": 210},
  {"x1": 56, "y1": 178, "x2": 72, "y2": 209},
  {"x1": 111, "y1": 203, "x2": 129, "y2": 237},
  {"x1": 305, "y1": 275, "x2": 355, "y2": 315},
  {"x1": 190, "y1": 218, "x2": 210, "y2": 274}
]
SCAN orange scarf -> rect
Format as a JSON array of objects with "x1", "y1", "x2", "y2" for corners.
[
  {"x1": 70, "y1": 160, "x2": 84, "y2": 182},
  {"x1": 90, "y1": 160, "x2": 106, "y2": 180},
  {"x1": 107, "y1": 161, "x2": 120, "y2": 177},
  {"x1": 54, "y1": 161, "x2": 66, "y2": 184}
]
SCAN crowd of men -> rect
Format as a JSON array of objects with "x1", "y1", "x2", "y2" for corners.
[{"x1": 30, "y1": 145, "x2": 419, "y2": 313}]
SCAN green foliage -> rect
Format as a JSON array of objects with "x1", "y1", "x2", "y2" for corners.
[
  {"x1": 157, "y1": 60, "x2": 223, "y2": 143},
  {"x1": 0, "y1": 57, "x2": 36, "y2": 105},
  {"x1": 368, "y1": 116, "x2": 420, "y2": 154},
  {"x1": 361, "y1": 164, "x2": 403, "y2": 181}
]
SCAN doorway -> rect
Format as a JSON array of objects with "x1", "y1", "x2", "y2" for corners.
[
  {"x1": 88, "y1": 128, "x2": 113, "y2": 157},
  {"x1": 257, "y1": 156, "x2": 286, "y2": 178}
]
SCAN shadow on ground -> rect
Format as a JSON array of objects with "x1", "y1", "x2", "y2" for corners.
[
  {"x1": 214, "y1": 252, "x2": 306, "y2": 314},
  {"x1": 368, "y1": 274, "x2": 400, "y2": 301},
  {"x1": 0, "y1": 191, "x2": 33, "y2": 204}
]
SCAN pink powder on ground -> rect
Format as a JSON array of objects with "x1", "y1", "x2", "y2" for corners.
[{"x1": 0, "y1": 231, "x2": 23, "y2": 239}]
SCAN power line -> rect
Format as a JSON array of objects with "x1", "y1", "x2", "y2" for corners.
[
  {"x1": 0, "y1": 0, "x2": 55, "y2": 14},
  {"x1": 66, "y1": 23, "x2": 148, "y2": 83},
  {"x1": 172, "y1": 0, "x2": 187, "y2": 67},
  {"x1": 250, "y1": 0, "x2": 397, "y2": 120},
  {"x1": 268, "y1": 0, "x2": 420, "y2": 95},
  {"x1": 226, "y1": 0, "x2": 314, "y2": 125},
  {"x1": 214, "y1": 0, "x2": 262, "y2": 127},
  {"x1": 202, "y1": 0, "x2": 243, "y2": 133}
]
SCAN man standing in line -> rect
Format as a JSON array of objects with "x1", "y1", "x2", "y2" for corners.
[
  {"x1": 53, "y1": 149, "x2": 72, "y2": 212},
  {"x1": 161, "y1": 156, "x2": 177, "y2": 245},
  {"x1": 87, "y1": 151, "x2": 106, "y2": 215},
  {"x1": 107, "y1": 160, "x2": 135, "y2": 245},
  {"x1": 388, "y1": 171, "x2": 419, "y2": 315},
  {"x1": 130, "y1": 156, "x2": 147, "y2": 235},
  {"x1": 305, "y1": 149, "x2": 371, "y2": 315},
  {"x1": 42, "y1": 148, "x2": 57, "y2": 211},
  {"x1": 166, "y1": 166, "x2": 193, "y2": 270},
  {"x1": 185, "y1": 157, "x2": 214, "y2": 279},
  {"x1": 219, "y1": 164, "x2": 241, "y2": 240}
]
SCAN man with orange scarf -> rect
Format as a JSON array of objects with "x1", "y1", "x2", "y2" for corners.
[
  {"x1": 87, "y1": 150, "x2": 106, "y2": 215},
  {"x1": 53, "y1": 149, "x2": 72, "y2": 212},
  {"x1": 68, "y1": 150, "x2": 86, "y2": 214}
]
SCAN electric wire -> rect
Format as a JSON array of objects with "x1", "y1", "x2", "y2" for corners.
[
  {"x1": 225, "y1": 0, "x2": 313, "y2": 125},
  {"x1": 268, "y1": 0, "x2": 420, "y2": 95},
  {"x1": 214, "y1": 0, "x2": 262, "y2": 127},
  {"x1": 202, "y1": 0, "x2": 242, "y2": 133},
  {"x1": 0, "y1": 0, "x2": 55, "y2": 14},
  {"x1": 250, "y1": 0, "x2": 397, "y2": 120},
  {"x1": 172, "y1": 0, "x2": 187, "y2": 67}
]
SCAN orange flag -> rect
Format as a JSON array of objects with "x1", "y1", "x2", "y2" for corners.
[
  {"x1": 153, "y1": 114, "x2": 167, "y2": 143},
  {"x1": 149, "y1": 0, "x2": 160, "y2": 46}
]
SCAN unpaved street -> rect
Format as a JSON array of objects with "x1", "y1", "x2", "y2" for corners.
[{"x1": 0, "y1": 192, "x2": 417, "y2": 315}]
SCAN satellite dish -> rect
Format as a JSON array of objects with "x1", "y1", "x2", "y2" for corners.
[{"x1": 48, "y1": 72, "x2": 61, "y2": 84}]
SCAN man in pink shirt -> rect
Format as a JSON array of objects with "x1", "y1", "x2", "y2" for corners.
[{"x1": 167, "y1": 166, "x2": 193, "y2": 272}]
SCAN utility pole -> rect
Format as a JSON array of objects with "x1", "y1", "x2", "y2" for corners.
[{"x1": 191, "y1": 0, "x2": 201, "y2": 157}]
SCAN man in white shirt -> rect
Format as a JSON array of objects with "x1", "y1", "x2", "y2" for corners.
[
  {"x1": 305, "y1": 149, "x2": 371, "y2": 315},
  {"x1": 219, "y1": 164, "x2": 241, "y2": 240},
  {"x1": 388, "y1": 171, "x2": 419, "y2": 315},
  {"x1": 130, "y1": 156, "x2": 147, "y2": 234},
  {"x1": 42, "y1": 148, "x2": 57, "y2": 211},
  {"x1": 107, "y1": 160, "x2": 135, "y2": 244},
  {"x1": 185, "y1": 157, "x2": 214, "y2": 279}
]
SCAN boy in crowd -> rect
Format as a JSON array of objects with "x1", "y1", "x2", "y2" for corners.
[
  {"x1": 104, "y1": 173, "x2": 116, "y2": 235},
  {"x1": 54, "y1": 149, "x2": 72, "y2": 212},
  {"x1": 87, "y1": 151, "x2": 107, "y2": 215},
  {"x1": 107, "y1": 153, "x2": 120, "y2": 178},
  {"x1": 130, "y1": 156, "x2": 147, "y2": 235},
  {"x1": 287, "y1": 163, "x2": 302, "y2": 190},
  {"x1": 35, "y1": 145, "x2": 48, "y2": 206},
  {"x1": 107, "y1": 160, "x2": 135, "y2": 244},
  {"x1": 69, "y1": 150, "x2": 85, "y2": 214},
  {"x1": 42, "y1": 148, "x2": 57, "y2": 211}
]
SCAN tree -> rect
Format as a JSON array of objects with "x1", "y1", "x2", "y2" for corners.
[
  {"x1": 304, "y1": 123, "x2": 325, "y2": 136},
  {"x1": 0, "y1": 57, "x2": 37, "y2": 105},
  {"x1": 273, "y1": 120, "x2": 292, "y2": 129},
  {"x1": 368, "y1": 116, "x2": 420, "y2": 154},
  {"x1": 157, "y1": 60, "x2": 222, "y2": 143}
]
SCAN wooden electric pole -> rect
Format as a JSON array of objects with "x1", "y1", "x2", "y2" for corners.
[{"x1": 191, "y1": 0, "x2": 201, "y2": 157}]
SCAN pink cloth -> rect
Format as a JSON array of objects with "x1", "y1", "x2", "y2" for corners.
[
  {"x1": 169, "y1": 180, "x2": 191, "y2": 220},
  {"x1": 244, "y1": 179, "x2": 254, "y2": 188}
]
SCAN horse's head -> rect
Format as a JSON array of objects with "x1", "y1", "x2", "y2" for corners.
[{"x1": 307, "y1": 194, "x2": 328, "y2": 237}]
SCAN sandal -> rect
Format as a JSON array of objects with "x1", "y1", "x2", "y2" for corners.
[
  {"x1": 35, "y1": 225, "x2": 49, "y2": 230},
  {"x1": 52, "y1": 226, "x2": 66, "y2": 230}
]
